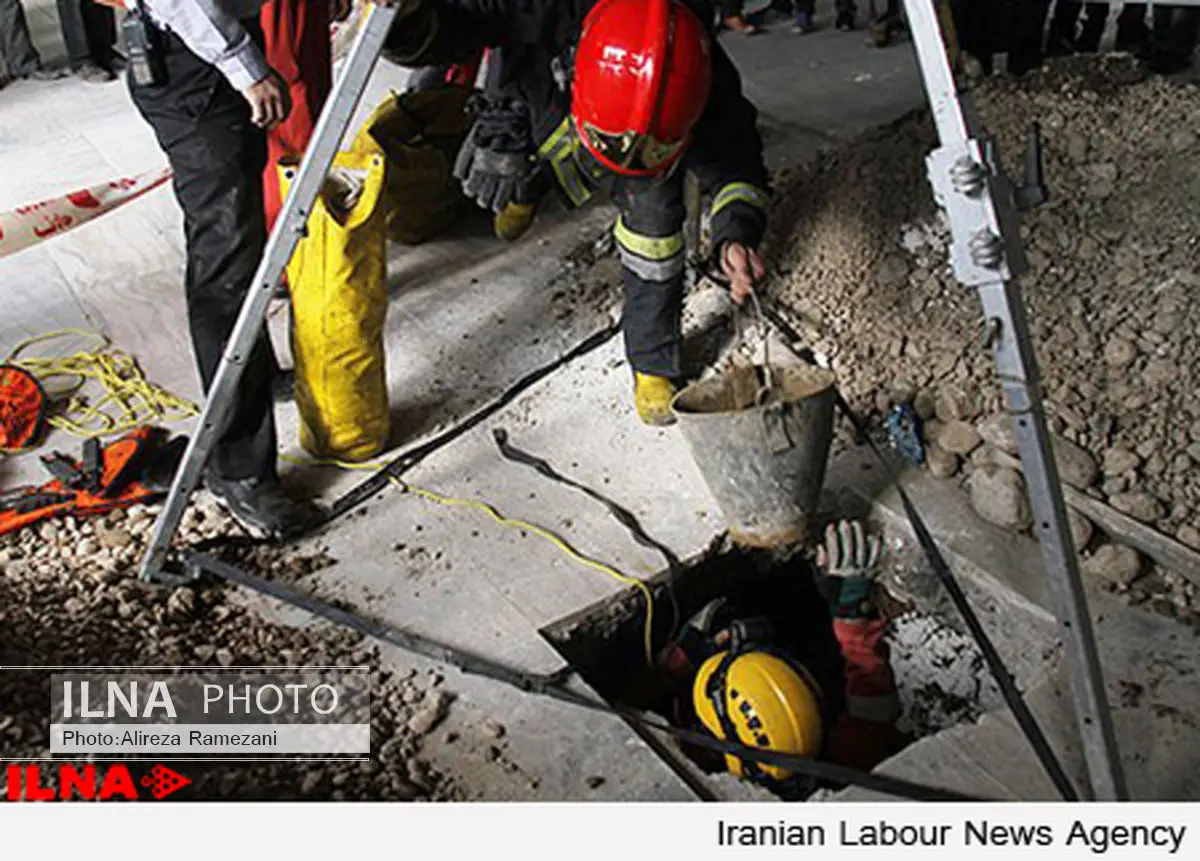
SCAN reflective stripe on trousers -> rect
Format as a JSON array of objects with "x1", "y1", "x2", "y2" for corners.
[
  {"x1": 613, "y1": 215, "x2": 684, "y2": 282},
  {"x1": 612, "y1": 171, "x2": 687, "y2": 378}
]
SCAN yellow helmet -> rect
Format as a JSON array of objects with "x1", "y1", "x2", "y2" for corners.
[{"x1": 692, "y1": 650, "x2": 825, "y2": 783}]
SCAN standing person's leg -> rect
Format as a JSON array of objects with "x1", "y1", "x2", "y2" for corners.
[
  {"x1": 951, "y1": 0, "x2": 995, "y2": 74},
  {"x1": 260, "y1": 0, "x2": 332, "y2": 236},
  {"x1": 792, "y1": 0, "x2": 815, "y2": 32},
  {"x1": 1007, "y1": 0, "x2": 1052, "y2": 76},
  {"x1": 1046, "y1": 1, "x2": 1083, "y2": 55},
  {"x1": 612, "y1": 171, "x2": 687, "y2": 427},
  {"x1": 1075, "y1": 2, "x2": 1107, "y2": 51},
  {"x1": 128, "y1": 26, "x2": 314, "y2": 531},
  {"x1": 835, "y1": 0, "x2": 856, "y2": 30},
  {"x1": 1115, "y1": 3, "x2": 1149, "y2": 51},
  {"x1": 0, "y1": 0, "x2": 63, "y2": 79},
  {"x1": 55, "y1": 0, "x2": 113, "y2": 80},
  {"x1": 81, "y1": 0, "x2": 115, "y2": 68},
  {"x1": 767, "y1": 0, "x2": 793, "y2": 22},
  {"x1": 1144, "y1": 5, "x2": 1199, "y2": 71}
]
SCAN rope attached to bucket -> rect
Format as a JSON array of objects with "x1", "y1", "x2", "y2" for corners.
[{"x1": 697, "y1": 258, "x2": 778, "y2": 407}]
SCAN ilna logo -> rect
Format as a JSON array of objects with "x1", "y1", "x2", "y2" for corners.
[{"x1": 3, "y1": 763, "x2": 191, "y2": 801}]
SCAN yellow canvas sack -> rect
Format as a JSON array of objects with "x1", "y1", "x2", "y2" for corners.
[{"x1": 280, "y1": 150, "x2": 390, "y2": 462}]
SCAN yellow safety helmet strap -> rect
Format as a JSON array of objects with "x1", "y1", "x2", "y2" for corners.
[
  {"x1": 705, "y1": 640, "x2": 771, "y2": 784},
  {"x1": 705, "y1": 642, "x2": 827, "y2": 787}
]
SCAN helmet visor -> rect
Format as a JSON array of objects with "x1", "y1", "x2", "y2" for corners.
[{"x1": 578, "y1": 121, "x2": 686, "y2": 175}]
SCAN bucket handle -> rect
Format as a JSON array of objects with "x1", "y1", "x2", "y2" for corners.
[{"x1": 731, "y1": 290, "x2": 778, "y2": 405}]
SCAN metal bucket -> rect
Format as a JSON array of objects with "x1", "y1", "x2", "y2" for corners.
[{"x1": 671, "y1": 362, "x2": 837, "y2": 549}]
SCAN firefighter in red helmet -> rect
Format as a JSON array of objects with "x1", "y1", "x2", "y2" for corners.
[{"x1": 382, "y1": 0, "x2": 771, "y2": 426}]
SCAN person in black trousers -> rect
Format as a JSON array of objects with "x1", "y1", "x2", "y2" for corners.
[
  {"x1": 1006, "y1": 0, "x2": 1051, "y2": 76},
  {"x1": 127, "y1": 2, "x2": 319, "y2": 536},
  {"x1": 56, "y1": 0, "x2": 117, "y2": 82},
  {"x1": 765, "y1": 0, "x2": 856, "y2": 33},
  {"x1": 1114, "y1": 3, "x2": 1150, "y2": 52},
  {"x1": 0, "y1": 0, "x2": 67, "y2": 83},
  {"x1": 1141, "y1": 3, "x2": 1200, "y2": 73},
  {"x1": 1046, "y1": 2, "x2": 1106, "y2": 55},
  {"x1": 1047, "y1": 2, "x2": 1150, "y2": 56}
]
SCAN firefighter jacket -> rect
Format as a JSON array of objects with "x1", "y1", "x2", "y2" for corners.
[{"x1": 383, "y1": 0, "x2": 771, "y2": 253}]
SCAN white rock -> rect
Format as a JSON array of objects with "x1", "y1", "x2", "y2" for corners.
[
  {"x1": 968, "y1": 466, "x2": 1032, "y2": 532},
  {"x1": 1051, "y1": 435, "x2": 1099, "y2": 489},
  {"x1": 977, "y1": 414, "x2": 1019, "y2": 456},
  {"x1": 1084, "y1": 544, "x2": 1142, "y2": 588},
  {"x1": 938, "y1": 420, "x2": 983, "y2": 455}
]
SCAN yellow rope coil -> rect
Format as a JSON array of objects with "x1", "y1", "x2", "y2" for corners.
[
  {"x1": 5, "y1": 329, "x2": 198, "y2": 439},
  {"x1": 285, "y1": 455, "x2": 657, "y2": 666}
]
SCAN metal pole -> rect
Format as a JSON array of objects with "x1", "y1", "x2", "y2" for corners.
[
  {"x1": 901, "y1": 0, "x2": 1128, "y2": 800},
  {"x1": 138, "y1": 4, "x2": 399, "y2": 583}
]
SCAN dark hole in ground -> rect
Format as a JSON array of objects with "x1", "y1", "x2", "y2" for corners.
[{"x1": 542, "y1": 539, "x2": 917, "y2": 801}]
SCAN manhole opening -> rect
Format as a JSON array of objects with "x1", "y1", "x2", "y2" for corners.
[
  {"x1": 542, "y1": 538, "x2": 1004, "y2": 800},
  {"x1": 542, "y1": 541, "x2": 878, "y2": 800}
]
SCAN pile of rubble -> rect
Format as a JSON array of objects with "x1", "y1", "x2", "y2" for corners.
[
  {"x1": 0, "y1": 500, "x2": 492, "y2": 800},
  {"x1": 765, "y1": 54, "x2": 1200, "y2": 623}
]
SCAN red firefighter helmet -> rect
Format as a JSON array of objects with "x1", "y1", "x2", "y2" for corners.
[{"x1": 571, "y1": 0, "x2": 712, "y2": 177}]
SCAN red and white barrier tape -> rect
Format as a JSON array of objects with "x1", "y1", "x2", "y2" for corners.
[{"x1": 0, "y1": 168, "x2": 173, "y2": 260}]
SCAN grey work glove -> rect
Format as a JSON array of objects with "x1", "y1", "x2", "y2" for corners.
[
  {"x1": 814, "y1": 519, "x2": 884, "y2": 620},
  {"x1": 454, "y1": 94, "x2": 534, "y2": 214},
  {"x1": 453, "y1": 134, "x2": 531, "y2": 214}
]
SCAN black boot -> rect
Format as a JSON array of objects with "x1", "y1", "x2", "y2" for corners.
[{"x1": 206, "y1": 473, "x2": 324, "y2": 539}]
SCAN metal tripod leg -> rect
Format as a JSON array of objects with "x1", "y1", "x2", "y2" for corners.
[
  {"x1": 902, "y1": 0, "x2": 1127, "y2": 800},
  {"x1": 138, "y1": 4, "x2": 399, "y2": 583}
]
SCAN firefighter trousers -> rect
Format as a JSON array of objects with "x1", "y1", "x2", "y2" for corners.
[
  {"x1": 612, "y1": 172, "x2": 688, "y2": 380},
  {"x1": 128, "y1": 25, "x2": 278, "y2": 483}
]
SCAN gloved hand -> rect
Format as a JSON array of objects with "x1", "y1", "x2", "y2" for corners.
[
  {"x1": 814, "y1": 519, "x2": 884, "y2": 621},
  {"x1": 454, "y1": 94, "x2": 534, "y2": 214}
]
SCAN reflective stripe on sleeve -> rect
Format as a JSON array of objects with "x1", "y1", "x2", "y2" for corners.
[{"x1": 710, "y1": 181, "x2": 768, "y2": 219}]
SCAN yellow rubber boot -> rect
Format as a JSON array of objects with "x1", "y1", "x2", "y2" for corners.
[
  {"x1": 493, "y1": 202, "x2": 536, "y2": 242},
  {"x1": 634, "y1": 373, "x2": 678, "y2": 427}
]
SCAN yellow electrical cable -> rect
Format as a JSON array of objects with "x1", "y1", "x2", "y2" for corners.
[
  {"x1": 5, "y1": 329, "x2": 198, "y2": 439},
  {"x1": 284, "y1": 454, "x2": 657, "y2": 666}
]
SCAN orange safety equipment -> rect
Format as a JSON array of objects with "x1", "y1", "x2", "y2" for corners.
[
  {"x1": 0, "y1": 364, "x2": 47, "y2": 452},
  {"x1": 0, "y1": 427, "x2": 181, "y2": 537}
]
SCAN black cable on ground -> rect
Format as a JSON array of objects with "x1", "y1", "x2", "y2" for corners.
[
  {"x1": 184, "y1": 550, "x2": 986, "y2": 803},
  {"x1": 760, "y1": 301, "x2": 1081, "y2": 802},
  {"x1": 491, "y1": 426, "x2": 685, "y2": 642},
  {"x1": 308, "y1": 323, "x2": 621, "y2": 534}
]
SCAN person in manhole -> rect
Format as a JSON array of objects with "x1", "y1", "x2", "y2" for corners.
[
  {"x1": 656, "y1": 519, "x2": 907, "y2": 795},
  {"x1": 378, "y1": 0, "x2": 770, "y2": 427}
]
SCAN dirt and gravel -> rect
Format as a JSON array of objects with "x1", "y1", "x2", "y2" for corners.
[
  {"x1": 764, "y1": 54, "x2": 1200, "y2": 625},
  {"x1": 0, "y1": 498, "x2": 506, "y2": 801}
]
